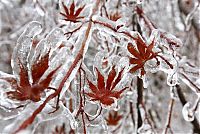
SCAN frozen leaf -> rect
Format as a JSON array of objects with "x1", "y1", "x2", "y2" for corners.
[
  {"x1": 11, "y1": 21, "x2": 42, "y2": 81},
  {"x1": 23, "y1": 21, "x2": 43, "y2": 38},
  {"x1": 105, "y1": 111, "x2": 122, "y2": 126},
  {"x1": 86, "y1": 67, "x2": 127, "y2": 106},
  {"x1": 60, "y1": 2, "x2": 85, "y2": 23},
  {"x1": 1, "y1": 22, "x2": 65, "y2": 102},
  {"x1": 45, "y1": 28, "x2": 65, "y2": 51},
  {"x1": 127, "y1": 36, "x2": 160, "y2": 76}
]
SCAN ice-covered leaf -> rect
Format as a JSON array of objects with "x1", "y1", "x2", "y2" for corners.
[
  {"x1": 11, "y1": 21, "x2": 42, "y2": 82},
  {"x1": 1, "y1": 22, "x2": 65, "y2": 102},
  {"x1": 105, "y1": 111, "x2": 122, "y2": 126},
  {"x1": 60, "y1": 1, "x2": 85, "y2": 23},
  {"x1": 86, "y1": 67, "x2": 127, "y2": 106}
]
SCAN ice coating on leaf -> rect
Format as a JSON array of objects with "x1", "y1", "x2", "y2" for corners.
[
  {"x1": 18, "y1": 28, "x2": 65, "y2": 91},
  {"x1": 23, "y1": 21, "x2": 42, "y2": 38},
  {"x1": 45, "y1": 28, "x2": 65, "y2": 51},
  {"x1": 30, "y1": 39, "x2": 48, "y2": 67},
  {"x1": 31, "y1": 29, "x2": 64, "y2": 60},
  {"x1": 101, "y1": 97, "x2": 118, "y2": 110},
  {"x1": 11, "y1": 21, "x2": 42, "y2": 82},
  {"x1": 182, "y1": 102, "x2": 194, "y2": 122},
  {"x1": 152, "y1": 29, "x2": 182, "y2": 50},
  {"x1": 12, "y1": 36, "x2": 32, "y2": 77}
]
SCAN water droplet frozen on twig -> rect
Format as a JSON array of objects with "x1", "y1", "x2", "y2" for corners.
[{"x1": 182, "y1": 102, "x2": 194, "y2": 122}]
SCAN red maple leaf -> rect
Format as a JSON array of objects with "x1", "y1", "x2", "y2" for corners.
[
  {"x1": 105, "y1": 111, "x2": 123, "y2": 126},
  {"x1": 127, "y1": 36, "x2": 160, "y2": 76},
  {"x1": 5, "y1": 51, "x2": 61, "y2": 102},
  {"x1": 60, "y1": 2, "x2": 85, "y2": 23},
  {"x1": 86, "y1": 66, "x2": 127, "y2": 106}
]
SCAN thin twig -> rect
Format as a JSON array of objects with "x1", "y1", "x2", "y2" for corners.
[{"x1": 163, "y1": 98, "x2": 175, "y2": 134}]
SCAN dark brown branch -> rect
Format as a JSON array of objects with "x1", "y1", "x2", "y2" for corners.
[{"x1": 137, "y1": 77, "x2": 143, "y2": 131}]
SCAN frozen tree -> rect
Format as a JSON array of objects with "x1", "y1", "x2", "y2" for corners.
[{"x1": 0, "y1": 0, "x2": 199, "y2": 133}]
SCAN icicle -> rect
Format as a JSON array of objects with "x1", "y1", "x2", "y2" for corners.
[
  {"x1": 182, "y1": 96, "x2": 200, "y2": 122},
  {"x1": 137, "y1": 119, "x2": 154, "y2": 134},
  {"x1": 167, "y1": 72, "x2": 178, "y2": 87},
  {"x1": 182, "y1": 102, "x2": 194, "y2": 122},
  {"x1": 125, "y1": 90, "x2": 138, "y2": 103},
  {"x1": 170, "y1": 86, "x2": 178, "y2": 99},
  {"x1": 142, "y1": 75, "x2": 149, "y2": 88}
]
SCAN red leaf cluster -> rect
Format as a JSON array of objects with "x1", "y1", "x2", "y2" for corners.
[
  {"x1": 128, "y1": 37, "x2": 159, "y2": 76},
  {"x1": 86, "y1": 66, "x2": 127, "y2": 106},
  {"x1": 105, "y1": 111, "x2": 122, "y2": 126},
  {"x1": 5, "y1": 51, "x2": 60, "y2": 102},
  {"x1": 60, "y1": 2, "x2": 85, "y2": 23}
]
